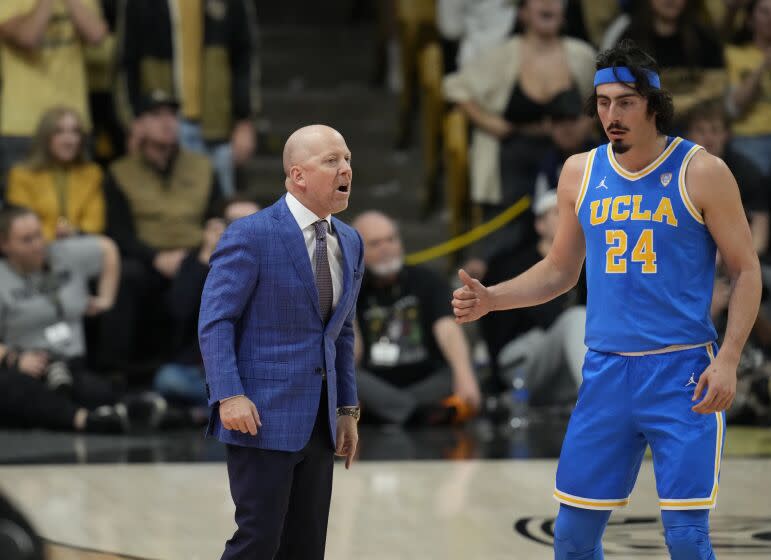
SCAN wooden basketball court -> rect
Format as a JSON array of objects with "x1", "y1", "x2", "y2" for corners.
[{"x1": 3, "y1": 443, "x2": 770, "y2": 560}]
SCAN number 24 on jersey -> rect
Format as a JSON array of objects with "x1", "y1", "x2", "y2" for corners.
[{"x1": 605, "y1": 229, "x2": 657, "y2": 274}]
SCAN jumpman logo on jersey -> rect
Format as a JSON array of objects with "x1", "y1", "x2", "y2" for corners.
[
  {"x1": 685, "y1": 372, "x2": 697, "y2": 387},
  {"x1": 595, "y1": 176, "x2": 608, "y2": 190}
]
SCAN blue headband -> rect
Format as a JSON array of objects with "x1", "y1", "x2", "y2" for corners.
[{"x1": 593, "y1": 66, "x2": 661, "y2": 89}]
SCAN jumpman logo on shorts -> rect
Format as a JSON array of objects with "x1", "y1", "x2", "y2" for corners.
[
  {"x1": 684, "y1": 372, "x2": 697, "y2": 387},
  {"x1": 595, "y1": 176, "x2": 608, "y2": 190}
]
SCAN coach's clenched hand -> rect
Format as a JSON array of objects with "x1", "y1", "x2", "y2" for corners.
[
  {"x1": 220, "y1": 396, "x2": 262, "y2": 435},
  {"x1": 336, "y1": 416, "x2": 358, "y2": 469}
]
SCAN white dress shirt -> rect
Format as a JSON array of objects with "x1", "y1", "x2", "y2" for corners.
[{"x1": 285, "y1": 192, "x2": 343, "y2": 309}]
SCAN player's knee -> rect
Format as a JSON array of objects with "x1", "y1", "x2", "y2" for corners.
[
  {"x1": 664, "y1": 525, "x2": 713, "y2": 560},
  {"x1": 553, "y1": 505, "x2": 607, "y2": 559}
]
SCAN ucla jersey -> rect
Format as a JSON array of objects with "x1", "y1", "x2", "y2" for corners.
[{"x1": 575, "y1": 137, "x2": 717, "y2": 352}]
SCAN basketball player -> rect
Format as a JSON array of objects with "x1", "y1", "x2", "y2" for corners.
[{"x1": 452, "y1": 40, "x2": 761, "y2": 559}]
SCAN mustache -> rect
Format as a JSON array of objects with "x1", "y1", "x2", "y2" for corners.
[{"x1": 607, "y1": 124, "x2": 629, "y2": 132}]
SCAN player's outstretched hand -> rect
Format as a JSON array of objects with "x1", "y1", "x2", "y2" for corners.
[
  {"x1": 691, "y1": 358, "x2": 737, "y2": 414},
  {"x1": 452, "y1": 269, "x2": 492, "y2": 324}
]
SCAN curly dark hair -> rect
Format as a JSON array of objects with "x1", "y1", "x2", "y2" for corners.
[{"x1": 584, "y1": 40, "x2": 675, "y2": 135}]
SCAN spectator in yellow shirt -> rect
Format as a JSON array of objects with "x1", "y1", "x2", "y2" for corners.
[
  {"x1": 5, "y1": 106, "x2": 105, "y2": 241},
  {"x1": 726, "y1": 0, "x2": 771, "y2": 175},
  {"x1": 0, "y1": 0, "x2": 107, "y2": 196}
]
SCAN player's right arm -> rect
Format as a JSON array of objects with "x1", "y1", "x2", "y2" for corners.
[{"x1": 452, "y1": 153, "x2": 588, "y2": 324}]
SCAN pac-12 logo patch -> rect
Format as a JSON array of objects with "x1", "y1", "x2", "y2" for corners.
[{"x1": 660, "y1": 172, "x2": 672, "y2": 187}]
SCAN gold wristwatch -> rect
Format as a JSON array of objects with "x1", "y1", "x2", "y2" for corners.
[{"x1": 336, "y1": 407, "x2": 361, "y2": 421}]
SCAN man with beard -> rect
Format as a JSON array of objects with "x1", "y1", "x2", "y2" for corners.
[
  {"x1": 452, "y1": 40, "x2": 761, "y2": 559},
  {"x1": 101, "y1": 90, "x2": 222, "y2": 370},
  {"x1": 352, "y1": 211, "x2": 480, "y2": 425}
]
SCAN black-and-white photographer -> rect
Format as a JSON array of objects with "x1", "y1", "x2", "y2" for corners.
[{"x1": 0, "y1": 206, "x2": 127, "y2": 432}]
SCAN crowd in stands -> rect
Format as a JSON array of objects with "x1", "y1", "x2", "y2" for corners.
[
  {"x1": 0, "y1": 0, "x2": 769, "y2": 438},
  {"x1": 0, "y1": 0, "x2": 261, "y2": 433}
]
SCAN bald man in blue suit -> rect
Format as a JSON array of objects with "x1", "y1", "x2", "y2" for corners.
[{"x1": 199, "y1": 125, "x2": 364, "y2": 560}]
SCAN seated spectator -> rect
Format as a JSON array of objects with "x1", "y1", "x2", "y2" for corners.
[
  {"x1": 603, "y1": 0, "x2": 727, "y2": 119},
  {"x1": 725, "y1": 0, "x2": 771, "y2": 175},
  {"x1": 481, "y1": 191, "x2": 586, "y2": 405},
  {"x1": 443, "y1": 0, "x2": 595, "y2": 274},
  {"x1": 685, "y1": 99, "x2": 769, "y2": 255},
  {"x1": 0, "y1": 0, "x2": 107, "y2": 196},
  {"x1": 153, "y1": 196, "x2": 260, "y2": 408},
  {"x1": 100, "y1": 90, "x2": 223, "y2": 370},
  {"x1": 5, "y1": 106, "x2": 105, "y2": 241},
  {"x1": 352, "y1": 211, "x2": 481, "y2": 425},
  {"x1": 0, "y1": 206, "x2": 126, "y2": 432},
  {"x1": 120, "y1": 0, "x2": 259, "y2": 195}
]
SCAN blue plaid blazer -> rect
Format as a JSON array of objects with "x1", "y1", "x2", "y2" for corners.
[{"x1": 199, "y1": 195, "x2": 364, "y2": 451}]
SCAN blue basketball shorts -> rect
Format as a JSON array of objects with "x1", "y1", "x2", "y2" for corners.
[{"x1": 554, "y1": 343, "x2": 725, "y2": 511}]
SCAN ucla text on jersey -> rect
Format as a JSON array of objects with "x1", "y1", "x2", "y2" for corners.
[{"x1": 575, "y1": 137, "x2": 717, "y2": 352}]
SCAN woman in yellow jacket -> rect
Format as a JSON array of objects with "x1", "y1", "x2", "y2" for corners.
[{"x1": 6, "y1": 106, "x2": 105, "y2": 240}]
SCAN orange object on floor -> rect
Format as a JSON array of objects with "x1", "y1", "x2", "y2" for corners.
[{"x1": 441, "y1": 394, "x2": 477, "y2": 424}]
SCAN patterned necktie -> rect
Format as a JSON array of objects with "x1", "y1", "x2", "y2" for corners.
[{"x1": 313, "y1": 220, "x2": 333, "y2": 322}]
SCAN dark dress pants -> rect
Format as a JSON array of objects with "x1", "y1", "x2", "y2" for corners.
[{"x1": 221, "y1": 386, "x2": 335, "y2": 560}]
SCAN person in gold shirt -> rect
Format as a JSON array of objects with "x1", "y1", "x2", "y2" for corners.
[
  {"x1": 0, "y1": 0, "x2": 107, "y2": 196},
  {"x1": 5, "y1": 106, "x2": 105, "y2": 241},
  {"x1": 726, "y1": 0, "x2": 771, "y2": 175}
]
